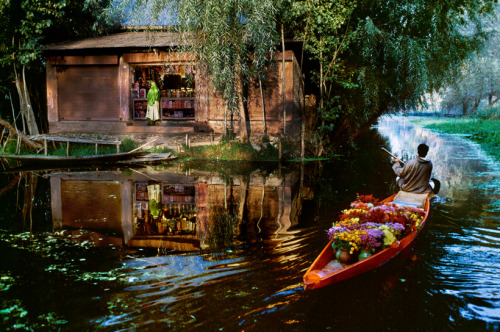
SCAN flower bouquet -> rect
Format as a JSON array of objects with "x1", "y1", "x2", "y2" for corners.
[{"x1": 328, "y1": 194, "x2": 425, "y2": 263}]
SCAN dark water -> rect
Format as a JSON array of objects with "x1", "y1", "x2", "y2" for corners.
[{"x1": 0, "y1": 116, "x2": 499, "y2": 331}]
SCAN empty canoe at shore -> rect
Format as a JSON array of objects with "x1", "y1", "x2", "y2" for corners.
[{"x1": 0, "y1": 151, "x2": 148, "y2": 165}]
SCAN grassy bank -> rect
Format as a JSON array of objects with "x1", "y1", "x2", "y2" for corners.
[
  {"x1": 409, "y1": 117, "x2": 500, "y2": 162},
  {"x1": 180, "y1": 140, "x2": 283, "y2": 161}
]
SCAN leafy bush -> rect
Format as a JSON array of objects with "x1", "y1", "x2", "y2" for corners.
[
  {"x1": 476, "y1": 105, "x2": 500, "y2": 120},
  {"x1": 121, "y1": 137, "x2": 138, "y2": 152}
]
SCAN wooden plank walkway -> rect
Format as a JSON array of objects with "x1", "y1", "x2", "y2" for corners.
[{"x1": 30, "y1": 135, "x2": 121, "y2": 156}]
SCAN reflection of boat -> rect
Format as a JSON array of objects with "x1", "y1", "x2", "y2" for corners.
[
  {"x1": 0, "y1": 152, "x2": 178, "y2": 169},
  {"x1": 117, "y1": 153, "x2": 178, "y2": 164},
  {"x1": 303, "y1": 193, "x2": 430, "y2": 290}
]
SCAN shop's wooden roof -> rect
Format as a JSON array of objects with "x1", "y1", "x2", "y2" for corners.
[{"x1": 44, "y1": 31, "x2": 185, "y2": 51}]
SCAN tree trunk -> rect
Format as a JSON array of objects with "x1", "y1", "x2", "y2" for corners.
[
  {"x1": 237, "y1": 175, "x2": 249, "y2": 228},
  {"x1": 489, "y1": 93, "x2": 499, "y2": 106},
  {"x1": 14, "y1": 65, "x2": 39, "y2": 136},
  {"x1": 259, "y1": 77, "x2": 267, "y2": 136},
  {"x1": 224, "y1": 105, "x2": 228, "y2": 136},
  {"x1": 319, "y1": 48, "x2": 324, "y2": 110},
  {"x1": 236, "y1": 72, "x2": 249, "y2": 141},
  {"x1": 281, "y1": 24, "x2": 286, "y2": 137}
]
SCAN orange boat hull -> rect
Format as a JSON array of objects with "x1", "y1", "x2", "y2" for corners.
[{"x1": 303, "y1": 194, "x2": 430, "y2": 290}]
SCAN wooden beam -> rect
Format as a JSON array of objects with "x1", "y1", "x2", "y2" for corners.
[
  {"x1": 119, "y1": 56, "x2": 130, "y2": 121},
  {"x1": 48, "y1": 55, "x2": 119, "y2": 66},
  {"x1": 46, "y1": 63, "x2": 58, "y2": 122},
  {"x1": 122, "y1": 52, "x2": 195, "y2": 64}
]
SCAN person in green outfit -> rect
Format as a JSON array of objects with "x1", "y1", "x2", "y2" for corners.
[{"x1": 146, "y1": 82, "x2": 160, "y2": 125}]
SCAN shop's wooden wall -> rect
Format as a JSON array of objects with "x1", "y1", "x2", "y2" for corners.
[{"x1": 46, "y1": 50, "x2": 304, "y2": 137}]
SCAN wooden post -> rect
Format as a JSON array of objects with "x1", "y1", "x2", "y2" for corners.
[
  {"x1": 281, "y1": 24, "x2": 286, "y2": 137},
  {"x1": 16, "y1": 135, "x2": 20, "y2": 154},
  {"x1": 66, "y1": 141, "x2": 70, "y2": 156},
  {"x1": 44, "y1": 139, "x2": 48, "y2": 156},
  {"x1": 279, "y1": 141, "x2": 282, "y2": 160},
  {"x1": 95, "y1": 143, "x2": 98, "y2": 154},
  {"x1": 186, "y1": 134, "x2": 189, "y2": 147},
  {"x1": 116, "y1": 144, "x2": 120, "y2": 153}
]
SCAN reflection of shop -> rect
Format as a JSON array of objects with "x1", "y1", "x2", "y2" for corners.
[
  {"x1": 131, "y1": 64, "x2": 196, "y2": 121},
  {"x1": 134, "y1": 182, "x2": 197, "y2": 236},
  {"x1": 48, "y1": 167, "x2": 305, "y2": 252}
]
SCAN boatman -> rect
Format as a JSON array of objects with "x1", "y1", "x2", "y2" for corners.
[{"x1": 392, "y1": 143, "x2": 433, "y2": 194}]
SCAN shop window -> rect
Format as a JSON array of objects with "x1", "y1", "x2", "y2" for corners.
[{"x1": 131, "y1": 64, "x2": 196, "y2": 120}]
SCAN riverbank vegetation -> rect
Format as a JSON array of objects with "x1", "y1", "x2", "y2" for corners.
[
  {"x1": 1, "y1": 0, "x2": 498, "y2": 158},
  {"x1": 179, "y1": 137, "x2": 299, "y2": 162},
  {"x1": 409, "y1": 112, "x2": 500, "y2": 162}
]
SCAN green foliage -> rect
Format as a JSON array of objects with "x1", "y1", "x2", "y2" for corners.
[
  {"x1": 100, "y1": 0, "x2": 279, "y2": 117},
  {"x1": 440, "y1": 17, "x2": 500, "y2": 115},
  {"x1": 415, "y1": 117, "x2": 500, "y2": 162},
  {"x1": 149, "y1": 145, "x2": 174, "y2": 154},
  {"x1": 52, "y1": 143, "x2": 117, "y2": 156},
  {"x1": 476, "y1": 105, "x2": 500, "y2": 119},
  {"x1": 207, "y1": 208, "x2": 239, "y2": 249},
  {"x1": 0, "y1": 0, "x2": 111, "y2": 124},
  {"x1": 184, "y1": 141, "x2": 259, "y2": 161},
  {"x1": 284, "y1": 0, "x2": 498, "y2": 143},
  {"x1": 1, "y1": 141, "x2": 20, "y2": 154},
  {"x1": 0, "y1": 0, "x2": 66, "y2": 68},
  {"x1": 120, "y1": 137, "x2": 138, "y2": 152}
]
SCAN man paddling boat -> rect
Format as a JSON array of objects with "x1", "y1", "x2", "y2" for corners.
[{"x1": 392, "y1": 143, "x2": 433, "y2": 194}]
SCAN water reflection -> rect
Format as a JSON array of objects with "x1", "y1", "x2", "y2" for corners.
[
  {"x1": 49, "y1": 164, "x2": 310, "y2": 252},
  {"x1": 377, "y1": 115, "x2": 500, "y2": 324},
  {"x1": 1, "y1": 116, "x2": 500, "y2": 330}
]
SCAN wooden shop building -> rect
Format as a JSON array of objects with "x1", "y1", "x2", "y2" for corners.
[{"x1": 44, "y1": 31, "x2": 307, "y2": 137}]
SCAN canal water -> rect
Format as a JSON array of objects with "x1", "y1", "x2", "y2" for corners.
[{"x1": 0, "y1": 116, "x2": 499, "y2": 331}]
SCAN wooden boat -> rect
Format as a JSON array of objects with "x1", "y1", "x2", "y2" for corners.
[
  {"x1": 0, "y1": 151, "x2": 148, "y2": 165},
  {"x1": 303, "y1": 193, "x2": 430, "y2": 290}
]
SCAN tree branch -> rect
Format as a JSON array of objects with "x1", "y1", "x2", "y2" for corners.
[{"x1": 0, "y1": 118, "x2": 43, "y2": 151}]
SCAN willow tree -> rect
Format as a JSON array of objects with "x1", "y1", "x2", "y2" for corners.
[
  {"x1": 103, "y1": 0, "x2": 280, "y2": 140},
  {"x1": 284, "y1": 0, "x2": 498, "y2": 150}
]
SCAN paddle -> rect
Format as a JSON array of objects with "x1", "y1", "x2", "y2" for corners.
[{"x1": 381, "y1": 147, "x2": 441, "y2": 195}]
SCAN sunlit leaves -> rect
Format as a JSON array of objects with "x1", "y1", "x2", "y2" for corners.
[
  {"x1": 285, "y1": 0, "x2": 498, "y2": 143},
  {"x1": 0, "y1": 0, "x2": 66, "y2": 67}
]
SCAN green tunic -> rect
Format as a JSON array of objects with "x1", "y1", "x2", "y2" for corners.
[{"x1": 147, "y1": 82, "x2": 160, "y2": 106}]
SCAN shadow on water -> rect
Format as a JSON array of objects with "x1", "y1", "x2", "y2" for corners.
[{"x1": 0, "y1": 116, "x2": 499, "y2": 330}]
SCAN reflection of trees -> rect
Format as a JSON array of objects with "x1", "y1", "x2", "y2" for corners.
[
  {"x1": 207, "y1": 207, "x2": 239, "y2": 250},
  {"x1": 0, "y1": 172, "x2": 51, "y2": 232}
]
